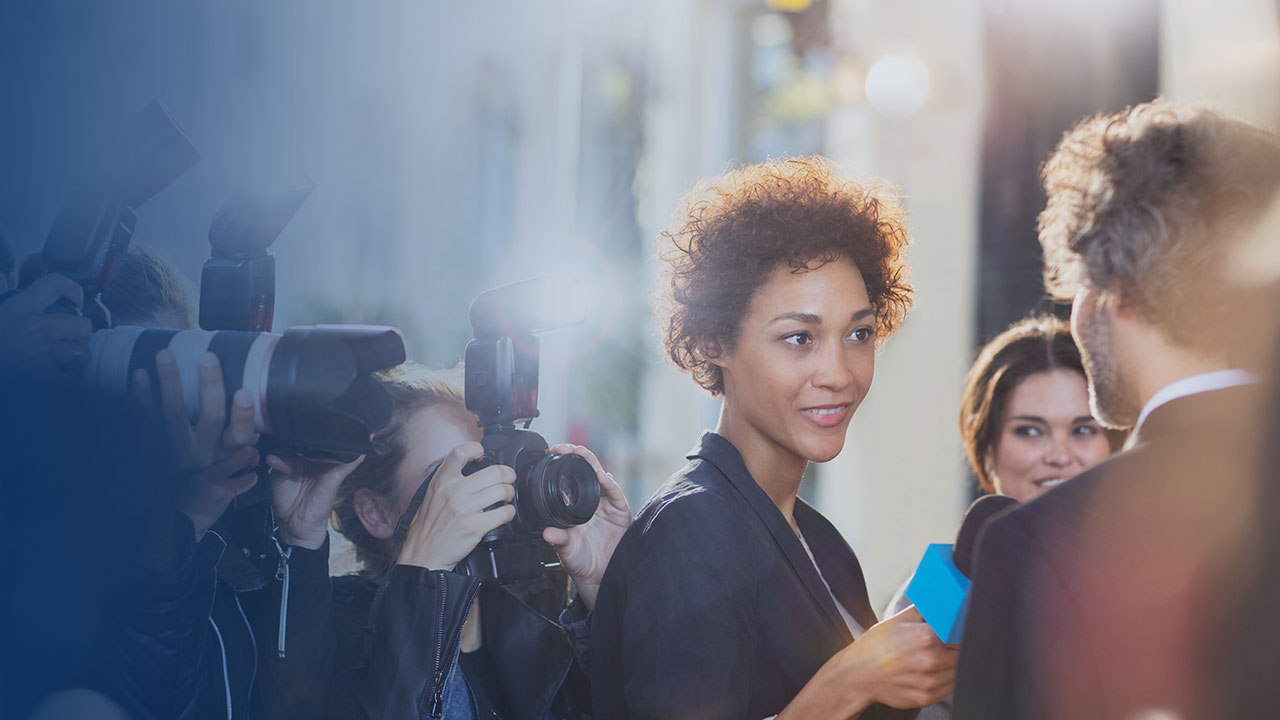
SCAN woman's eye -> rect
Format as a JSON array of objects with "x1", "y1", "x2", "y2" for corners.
[
  {"x1": 1073, "y1": 424, "x2": 1100, "y2": 437},
  {"x1": 848, "y1": 326, "x2": 873, "y2": 343},
  {"x1": 782, "y1": 332, "x2": 812, "y2": 346},
  {"x1": 1012, "y1": 425, "x2": 1043, "y2": 438}
]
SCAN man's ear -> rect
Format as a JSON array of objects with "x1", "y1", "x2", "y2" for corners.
[
  {"x1": 1101, "y1": 287, "x2": 1138, "y2": 321},
  {"x1": 353, "y1": 487, "x2": 395, "y2": 541}
]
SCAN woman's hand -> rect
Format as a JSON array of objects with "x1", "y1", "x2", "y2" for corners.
[
  {"x1": 779, "y1": 606, "x2": 957, "y2": 718},
  {"x1": 133, "y1": 349, "x2": 260, "y2": 539},
  {"x1": 396, "y1": 441, "x2": 517, "y2": 571},
  {"x1": 266, "y1": 453, "x2": 365, "y2": 550},
  {"x1": 541, "y1": 443, "x2": 632, "y2": 610}
]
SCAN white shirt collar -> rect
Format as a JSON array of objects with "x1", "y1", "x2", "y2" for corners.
[{"x1": 1134, "y1": 369, "x2": 1259, "y2": 431}]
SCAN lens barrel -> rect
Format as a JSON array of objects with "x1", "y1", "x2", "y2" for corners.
[
  {"x1": 83, "y1": 324, "x2": 404, "y2": 461},
  {"x1": 520, "y1": 453, "x2": 600, "y2": 529}
]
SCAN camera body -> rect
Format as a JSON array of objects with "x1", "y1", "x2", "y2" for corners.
[{"x1": 452, "y1": 279, "x2": 600, "y2": 584}]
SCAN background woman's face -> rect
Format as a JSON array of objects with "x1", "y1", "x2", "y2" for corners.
[
  {"x1": 986, "y1": 369, "x2": 1111, "y2": 503},
  {"x1": 716, "y1": 258, "x2": 876, "y2": 469}
]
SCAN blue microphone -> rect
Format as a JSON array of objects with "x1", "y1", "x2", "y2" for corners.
[{"x1": 905, "y1": 494, "x2": 1018, "y2": 643}]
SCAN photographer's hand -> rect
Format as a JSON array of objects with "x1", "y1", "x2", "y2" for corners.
[
  {"x1": 0, "y1": 274, "x2": 91, "y2": 382},
  {"x1": 542, "y1": 443, "x2": 632, "y2": 610},
  {"x1": 396, "y1": 441, "x2": 517, "y2": 572},
  {"x1": 265, "y1": 453, "x2": 365, "y2": 550},
  {"x1": 133, "y1": 349, "x2": 260, "y2": 539}
]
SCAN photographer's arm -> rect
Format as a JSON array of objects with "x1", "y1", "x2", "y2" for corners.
[
  {"x1": 356, "y1": 443, "x2": 513, "y2": 718},
  {"x1": 542, "y1": 443, "x2": 632, "y2": 611},
  {"x1": 108, "y1": 357, "x2": 257, "y2": 717},
  {"x1": 252, "y1": 454, "x2": 363, "y2": 719},
  {"x1": 136, "y1": 350, "x2": 260, "y2": 539}
]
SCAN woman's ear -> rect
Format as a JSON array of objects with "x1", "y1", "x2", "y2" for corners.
[
  {"x1": 980, "y1": 446, "x2": 998, "y2": 492},
  {"x1": 699, "y1": 337, "x2": 727, "y2": 368},
  {"x1": 353, "y1": 487, "x2": 395, "y2": 541}
]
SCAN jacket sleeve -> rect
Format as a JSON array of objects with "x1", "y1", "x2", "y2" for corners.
[
  {"x1": 559, "y1": 596, "x2": 591, "y2": 668},
  {"x1": 608, "y1": 496, "x2": 760, "y2": 720},
  {"x1": 110, "y1": 512, "x2": 224, "y2": 720},
  {"x1": 358, "y1": 565, "x2": 481, "y2": 720},
  {"x1": 253, "y1": 535, "x2": 337, "y2": 720}
]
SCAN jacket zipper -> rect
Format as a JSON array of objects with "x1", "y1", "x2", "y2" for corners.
[
  {"x1": 273, "y1": 536, "x2": 293, "y2": 659},
  {"x1": 420, "y1": 571, "x2": 480, "y2": 719}
]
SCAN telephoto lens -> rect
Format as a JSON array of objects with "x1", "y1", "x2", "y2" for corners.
[{"x1": 83, "y1": 324, "x2": 405, "y2": 461}]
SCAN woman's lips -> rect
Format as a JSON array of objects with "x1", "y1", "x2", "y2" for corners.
[{"x1": 801, "y1": 403, "x2": 851, "y2": 428}]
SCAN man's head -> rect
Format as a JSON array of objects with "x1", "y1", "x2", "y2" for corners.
[{"x1": 1039, "y1": 100, "x2": 1280, "y2": 427}]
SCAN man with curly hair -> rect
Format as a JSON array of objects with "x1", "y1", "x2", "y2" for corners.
[
  {"x1": 591, "y1": 157, "x2": 955, "y2": 720},
  {"x1": 954, "y1": 101, "x2": 1280, "y2": 719}
]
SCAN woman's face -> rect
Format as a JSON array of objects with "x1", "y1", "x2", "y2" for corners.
[
  {"x1": 385, "y1": 402, "x2": 483, "y2": 519},
  {"x1": 715, "y1": 258, "x2": 876, "y2": 474},
  {"x1": 985, "y1": 369, "x2": 1111, "y2": 503}
]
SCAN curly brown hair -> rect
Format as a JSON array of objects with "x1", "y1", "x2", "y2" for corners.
[
  {"x1": 654, "y1": 157, "x2": 914, "y2": 395},
  {"x1": 1039, "y1": 100, "x2": 1280, "y2": 353}
]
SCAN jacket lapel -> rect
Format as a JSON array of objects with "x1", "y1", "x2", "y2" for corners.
[
  {"x1": 689, "y1": 432, "x2": 855, "y2": 646},
  {"x1": 794, "y1": 500, "x2": 879, "y2": 632}
]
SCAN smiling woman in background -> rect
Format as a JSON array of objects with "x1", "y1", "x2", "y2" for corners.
[{"x1": 960, "y1": 315, "x2": 1114, "y2": 503}]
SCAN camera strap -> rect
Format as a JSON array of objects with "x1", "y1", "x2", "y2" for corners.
[{"x1": 359, "y1": 466, "x2": 439, "y2": 668}]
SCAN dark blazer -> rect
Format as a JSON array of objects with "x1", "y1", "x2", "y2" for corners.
[
  {"x1": 590, "y1": 432, "x2": 917, "y2": 720},
  {"x1": 952, "y1": 386, "x2": 1262, "y2": 720}
]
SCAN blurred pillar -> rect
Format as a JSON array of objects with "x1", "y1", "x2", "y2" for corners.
[
  {"x1": 821, "y1": 0, "x2": 984, "y2": 608},
  {"x1": 1160, "y1": 0, "x2": 1280, "y2": 129}
]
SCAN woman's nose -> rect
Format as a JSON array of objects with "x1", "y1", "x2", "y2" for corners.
[
  {"x1": 812, "y1": 344, "x2": 853, "y2": 390},
  {"x1": 1044, "y1": 434, "x2": 1073, "y2": 467}
]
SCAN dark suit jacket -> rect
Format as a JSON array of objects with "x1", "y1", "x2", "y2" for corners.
[
  {"x1": 590, "y1": 431, "x2": 917, "y2": 720},
  {"x1": 952, "y1": 386, "x2": 1262, "y2": 720}
]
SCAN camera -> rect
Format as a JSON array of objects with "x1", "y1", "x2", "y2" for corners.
[
  {"x1": 2, "y1": 99, "x2": 408, "y2": 462},
  {"x1": 199, "y1": 178, "x2": 313, "y2": 332},
  {"x1": 453, "y1": 277, "x2": 601, "y2": 583},
  {"x1": 9, "y1": 100, "x2": 201, "y2": 328},
  {"x1": 84, "y1": 323, "x2": 405, "y2": 462}
]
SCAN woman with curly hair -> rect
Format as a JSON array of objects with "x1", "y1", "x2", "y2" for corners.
[{"x1": 590, "y1": 157, "x2": 956, "y2": 719}]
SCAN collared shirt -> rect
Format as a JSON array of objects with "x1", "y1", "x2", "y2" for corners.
[{"x1": 1134, "y1": 369, "x2": 1259, "y2": 431}]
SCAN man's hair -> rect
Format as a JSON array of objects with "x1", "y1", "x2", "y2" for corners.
[
  {"x1": 100, "y1": 244, "x2": 195, "y2": 328},
  {"x1": 332, "y1": 362, "x2": 468, "y2": 576},
  {"x1": 1038, "y1": 100, "x2": 1280, "y2": 353},
  {"x1": 654, "y1": 156, "x2": 913, "y2": 396}
]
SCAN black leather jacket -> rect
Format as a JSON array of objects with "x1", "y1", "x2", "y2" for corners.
[
  {"x1": 109, "y1": 511, "x2": 335, "y2": 720},
  {"x1": 329, "y1": 565, "x2": 591, "y2": 720}
]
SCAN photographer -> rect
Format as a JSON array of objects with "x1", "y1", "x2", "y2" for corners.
[
  {"x1": 329, "y1": 363, "x2": 631, "y2": 720},
  {"x1": 99, "y1": 244, "x2": 363, "y2": 719}
]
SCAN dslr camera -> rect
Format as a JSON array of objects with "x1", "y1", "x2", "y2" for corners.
[
  {"x1": 453, "y1": 278, "x2": 601, "y2": 583},
  {"x1": 10, "y1": 100, "x2": 406, "y2": 462}
]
